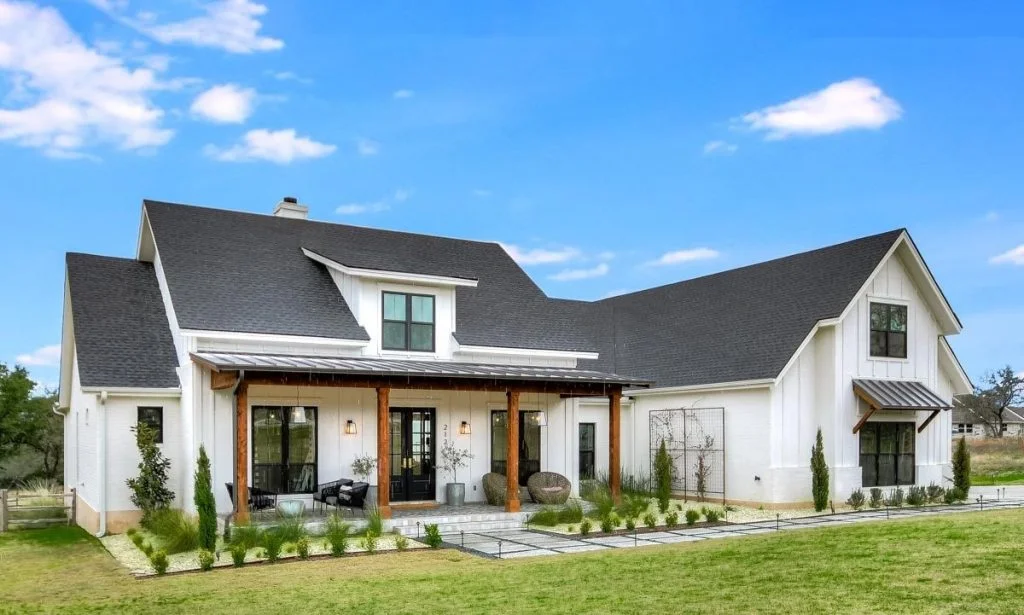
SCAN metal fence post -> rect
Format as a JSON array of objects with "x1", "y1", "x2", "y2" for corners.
[{"x1": 0, "y1": 489, "x2": 8, "y2": 533}]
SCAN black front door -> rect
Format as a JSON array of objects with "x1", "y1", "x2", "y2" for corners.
[{"x1": 389, "y1": 408, "x2": 436, "y2": 502}]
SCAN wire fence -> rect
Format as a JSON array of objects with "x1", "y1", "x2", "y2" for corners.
[
  {"x1": 650, "y1": 407, "x2": 725, "y2": 503},
  {"x1": 0, "y1": 488, "x2": 76, "y2": 532}
]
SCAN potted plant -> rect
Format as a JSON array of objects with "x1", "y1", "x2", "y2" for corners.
[
  {"x1": 440, "y1": 439, "x2": 474, "y2": 506},
  {"x1": 351, "y1": 453, "x2": 377, "y2": 504}
]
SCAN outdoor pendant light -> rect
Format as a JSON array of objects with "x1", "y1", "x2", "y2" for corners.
[{"x1": 345, "y1": 419, "x2": 358, "y2": 435}]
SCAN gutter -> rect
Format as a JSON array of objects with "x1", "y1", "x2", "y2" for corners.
[{"x1": 97, "y1": 390, "x2": 108, "y2": 537}]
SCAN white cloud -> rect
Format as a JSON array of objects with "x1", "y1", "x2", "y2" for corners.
[
  {"x1": 646, "y1": 247, "x2": 719, "y2": 266},
  {"x1": 549, "y1": 263, "x2": 609, "y2": 282},
  {"x1": 740, "y1": 78, "x2": 902, "y2": 139},
  {"x1": 190, "y1": 84, "x2": 255, "y2": 123},
  {"x1": 356, "y1": 137, "x2": 380, "y2": 156},
  {"x1": 703, "y1": 140, "x2": 737, "y2": 155},
  {"x1": 16, "y1": 344, "x2": 61, "y2": 366},
  {"x1": 99, "y1": 0, "x2": 284, "y2": 54},
  {"x1": 336, "y1": 189, "x2": 411, "y2": 215},
  {"x1": 0, "y1": 0, "x2": 175, "y2": 157},
  {"x1": 205, "y1": 129, "x2": 335, "y2": 164},
  {"x1": 990, "y1": 245, "x2": 1024, "y2": 266},
  {"x1": 393, "y1": 188, "x2": 412, "y2": 202},
  {"x1": 267, "y1": 70, "x2": 311, "y2": 84},
  {"x1": 500, "y1": 243, "x2": 580, "y2": 266},
  {"x1": 392, "y1": 89, "x2": 414, "y2": 99}
]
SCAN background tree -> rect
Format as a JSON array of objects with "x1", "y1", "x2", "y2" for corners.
[
  {"x1": 0, "y1": 364, "x2": 63, "y2": 485},
  {"x1": 810, "y1": 428, "x2": 829, "y2": 512},
  {"x1": 956, "y1": 366, "x2": 1023, "y2": 438},
  {"x1": 194, "y1": 445, "x2": 216, "y2": 551},
  {"x1": 0, "y1": 363, "x2": 36, "y2": 469}
]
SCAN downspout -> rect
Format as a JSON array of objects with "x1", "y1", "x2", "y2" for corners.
[{"x1": 97, "y1": 390, "x2": 108, "y2": 537}]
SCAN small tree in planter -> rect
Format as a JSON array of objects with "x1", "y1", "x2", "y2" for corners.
[
  {"x1": 194, "y1": 445, "x2": 217, "y2": 551},
  {"x1": 351, "y1": 454, "x2": 377, "y2": 482},
  {"x1": 126, "y1": 422, "x2": 175, "y2": 526},
  {"x1": 810, "y1": 428, "x2": 829, "y2": 512},
  {"x1": 440, "y1": 439, "x2": 474, "y2": 506}
]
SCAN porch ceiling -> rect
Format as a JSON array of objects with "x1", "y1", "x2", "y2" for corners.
[{"x1": 190, "y1": 351, "x2": 651, "y2": 388}]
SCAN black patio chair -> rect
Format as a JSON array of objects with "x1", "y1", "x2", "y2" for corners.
[
  {"x1": 225, "y1": 483, "x2": 279, "y2": 518},
  {"x1": 336, "y1": 482, "x2": 369, "y2": 517},
  {"x1": 314, "y1": 478, "x2": 353, "y2": 514}
]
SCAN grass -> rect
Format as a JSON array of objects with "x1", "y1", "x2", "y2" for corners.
[
  {"x1": 2, "y1": 510, "x2": 1024, "y2": 613},
  {"x1": 969, "y1": 437, "x2": 1024, "y2": 485}
]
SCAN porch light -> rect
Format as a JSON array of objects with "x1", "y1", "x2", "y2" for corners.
[
  {"x1": 535, "y1": 411, "x2": 547, "y2": 427},
  {"x1": 291, "y1": 406, "x2": 307, "y2": 425},
  {"x1": 344, "y1": 419, "x2": 358, "y2": 435},
  {"x1": 459, "y1": 421, "x2": 471, "y2": 435}
]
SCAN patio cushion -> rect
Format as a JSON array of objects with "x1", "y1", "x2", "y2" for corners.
[{"x1": 527, "y1": 472, "x2": 571, "y2": 505}]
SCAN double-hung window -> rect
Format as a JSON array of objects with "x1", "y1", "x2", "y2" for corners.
[
  {"x1": 870, "y1": 302, "x2": 908, "y2": 359},
  {"x1": 382, "y1": 292, "x2": 435, "y2": 352}
]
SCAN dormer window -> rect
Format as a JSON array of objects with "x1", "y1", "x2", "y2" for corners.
[
  {"x1": 870, "y1": 302, "x2": 908, "y2": 359},
  {"x1": 382, "y1": 292, "x2": 435, "y2": 351}
]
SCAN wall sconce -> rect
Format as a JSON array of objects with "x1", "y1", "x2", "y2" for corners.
[
  {"x1": 344, "y1": 420, "x2": 357, "y2": 435},
  {"x1": 535, "y1": 411, "x2": 547, "y2": 427},
  {"x1": 459, "y1": 421, "x2": 471, "y2": 435}
]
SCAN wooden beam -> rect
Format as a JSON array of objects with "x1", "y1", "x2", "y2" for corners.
[
  {"x1": 234, "y1": 381, "x2": 249, "y2": 522},
  {"x1": 852, "y1": 404, "x2": 879, "y2": 434},
  {"x1": 211, "y1": 370, "x2": 240, "y2": 390},
  {"x1": 918, "y1": 409, "x2": 942, "y2": 433},
  {"x1": 376, "y1": 387, "x2": 392, "y2": 519},
  {"x1": 609, "y1": 390, "x2": 622, "y2": 504},
  {"x1": 505, "y1": 391, "x2": 521, "y2": 513}
]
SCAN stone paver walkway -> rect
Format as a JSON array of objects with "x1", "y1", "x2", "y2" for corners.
[{"x1": 443, "y1": 497, "x2": 1024, "y2": 559}]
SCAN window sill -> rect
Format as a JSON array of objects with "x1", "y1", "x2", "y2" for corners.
[{"x1": 868, "y1": 355, "x2": 909, "y2": 363}]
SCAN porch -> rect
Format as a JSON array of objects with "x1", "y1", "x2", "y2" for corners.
[{"x1": 193, "y1": 352, "x2": 650, "y2": 521}]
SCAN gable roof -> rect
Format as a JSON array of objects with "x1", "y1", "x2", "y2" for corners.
[
  {"x1": 65, "y1": 253, "x2": 180, "y2": 389},
  {"x1": 144, "y1": 200, "x2": 599, "y2": 352},
  {"x1": 952, "y1": 406, "x2": 1024, "y2": 425},
  {"x1": 582, "y1": 229, "x2": 906, "y2": 388}
]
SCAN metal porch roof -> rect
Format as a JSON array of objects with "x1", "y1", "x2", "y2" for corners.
[{"x1": 853, "y1": 378, "x2": 952, "y2": 411}]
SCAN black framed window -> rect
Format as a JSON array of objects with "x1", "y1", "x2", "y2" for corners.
[
  {"x1": 491, "y1": 410, "x2": 542, "y2": 486},
  {"x1": 954, "y1": 423, "x2": 974, "y2": 434},
  {"x1": 252, "y1": 406, "x2": 318, "y2": 494},
  {"x1": 382, "y1": 292, "x2": 435, "y2": 352},
  {"x1": 870, "y1": 302, "x2": 908, "y2": 358},
  {"x1": 579, "y1": 423, "x2": 596, "y2": 481},
  {"x1": 860, "y1": 422, "x2": 915, "y2": 487},
  {"x1": 137, "y1": 407, "x2": 163, "y2": 444}
]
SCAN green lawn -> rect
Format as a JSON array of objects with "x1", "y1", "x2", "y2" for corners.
[{"x1": 2, "y1": 510, "x2": 1024, "y2": 614}]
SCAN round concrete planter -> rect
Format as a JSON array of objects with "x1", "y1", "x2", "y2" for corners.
[{"x1": 446, "y1": 483, "x2": 466, "y2": 507}]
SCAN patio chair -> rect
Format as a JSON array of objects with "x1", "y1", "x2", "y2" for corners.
[
  {"x1": 482, "y1": 473, "x2": 506, "y2": 506},
  {"x1": 336, "y1": 482, "x2": 369, "y2": 516},
  {"x1": 224, "y1": 483, "x2": 279, "y2": 517},
  {"x1": 314, "y1": 478, "x2": 353, "y2": 514},
  {"x1": 526, "y1": 472, "x2": 571, "y2": 505}
]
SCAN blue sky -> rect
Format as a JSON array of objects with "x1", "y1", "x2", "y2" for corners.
[{"x1": 1, "y1": 0, "x2": 1022, "y2": 390}]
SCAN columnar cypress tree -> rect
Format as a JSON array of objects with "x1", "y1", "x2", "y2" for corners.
[
  {"x1": 654, "y1": 440, "x2": 673, "y2": 513},
  {"x1": 810, "y1": 428, "x2": 829, "y2": 512},
  {"x1": 952, "y1": 436, "x2": 971, "y2": 495},
  {"x1": 194, "y1": 445, "x2": 217, "y2": 551}
]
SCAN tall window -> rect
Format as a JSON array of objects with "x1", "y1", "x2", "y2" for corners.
[
  {"x1": 579, "y1": 423, "x2": 596, "y2": 481},
  {"x1": 137, "y1": 407, "x2": 163, "y2": 444},
  {"x1": 382, "y1": 292, "x2": 435, "y2": 351},
  {"x1": 491, "y1": 411, "x2": 542, "y2": 486},
  {"x1": 860, "y1": 422, "x2": 915, "y2": 487},
  {"x1": 870, "y1": 302, "x2": 908, "y2": 358},
  {"x1": 252, "y1": 406, "x2": 318, "y2": 494}
]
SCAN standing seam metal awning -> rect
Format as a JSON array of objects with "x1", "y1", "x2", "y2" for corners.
[
  {"x1": 852, "y1": 378, "x2": 952, "y2": 411},
  {"x1": 190, "y1": 351, "x2": 652, "y2": 387}
]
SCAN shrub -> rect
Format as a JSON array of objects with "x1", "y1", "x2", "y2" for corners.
[
  {"x1": 869, "y1": 488, "x2": 883, "y2": 508},
  {"x1": 127, "y1": 422, "x2": 175, "y2": 524},
  {"x1": 222, "y1": 516, "x2": 231, "y2": 543},
  {"x1": 704, "y1": 508, "x2": 722, "y2": 523},
  {"x1": 953, "y1": 437, "x2": 971, "y2": 494},
  {"x1": 394, "y1": 532, "x2": 409, "y2": 552},
  {"x1": 131, "y1": 533, "x2": 145, "y2": 548},
  {"x1": 194, "y1": 445, "x2": 217, "y2": 552},
  {"x1": 945, "y1": 486, "x2": 968, "y2": 504},
  {"x1": 198, "y1": 549, "x2": 215, "y2": 572},
  {"x1": 424, "y1": 523, "x2": 443, "y2": 548},
  {"x1": 366, "y1": 505, "x2": 385, "y2": 538},
  {"x1": 643, "y1": 512, "x2": 657, "y2": 529},
  {"x1": 528, "y1": 507, "x2": 560, "y2": 527},
  {"x1": 654, "y1": 440, "x2": 673, "y2": 513},
  {"x1": 583, "y1": 485, "x2": 615, "y2": 520},
  {"x1": 578, "y1": 519, "x2": 592, "y2": 535},
  {"x1": 665, "y1": 511, "x2": 680, "y2": 528},
  {"x1": 141, "y1": 541, "x2": 154, "y2": 557},
  {"x1": 846, "y1": 489, "x2": 866, "y2": 510},
  {"x1": 625, "y1": 517, "x2": 636, "y2": 531},
  {"x1": 325, "y1": 514, "x2": 351, "y2": 557},
  {"x1": 567, "y1": 525, "x2": 575, "y2": 533},
  {"x1": 150, "y1": 550, "x2": 169, "y2": 575},
  {"x1": 675, "y1": 503, "x2": 683, "y2": 511},
  {"x1": 230, "y1": 543, "x2": 247, "y2": 567},
  {"x1": 810, "y1": 428, "x2": 829, "y2": 512},
  {"x1": 147, "y1": 508, "x2": 200, "y2": 554},
  {"x1": 558, "y1": 500, "x2": 584, "y2": 524},
  {"x1": 296, "y1": 536, "x2": 310, "y2": 560},
  {"x1": 617, "y1": 494, "x2": 650, "y2": 520},
  {"x1": 926, "y1": 483, "x2": 945, "y2": 504},
  {"x1": 907, "y1": 485, "x2": 927, "y2": 507},
  {"x1": 262, "y1": 529, "x2": 285, "y2": 562},
  {"x1": 885, "y1": 487, "x2": 905, "y2": 508},
  {"x1": 275, "y1": 517, "x2": 307, "y2": 544},
  {"x1": 126, "y1": 527, "x2": 138, "y2": 538},
  {"x1": 230, "y1": 522, "x2": 262, "y2": 551},
  {"x1": 360, "y1": 533, "x2": 378, "y2": 555},
  {"x1": 599, "y1": 515, "x2": 615, "y2": 533}
]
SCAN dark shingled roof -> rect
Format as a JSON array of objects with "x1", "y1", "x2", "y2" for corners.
[
  {"x1": 144, "y1": 200, "x2": 599, "y2": 352},
  {"x1": 581, "y1": 229, "x2": 905, "y2": 388},
  {"x1": 66, "y1": 253, "x2": 180, "y2": 389}
]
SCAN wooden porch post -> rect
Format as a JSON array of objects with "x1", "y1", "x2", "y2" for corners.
[
  {"x1": 376, "y1": 387, "x2": 392, "y2": 519},
  {"x1": 505, "y1": 391, "x2": 521, "y2": 512},
  {"x1": 609, "y1": 389, "x2": 622, "y2": 503},
  {"x1": 234, "y1": 381, "x2": 249, "y2": 522}
]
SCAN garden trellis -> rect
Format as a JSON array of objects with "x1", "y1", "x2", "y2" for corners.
[{"x1": 649, "y1": 407, "x2": 725, "y2": 503}]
